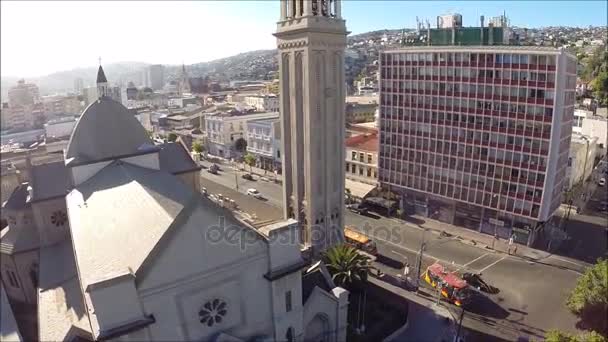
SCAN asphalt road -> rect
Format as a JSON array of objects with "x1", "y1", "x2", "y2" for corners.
[{"x1": 198, "y1": 168, "x2": 589, "y2": 342}]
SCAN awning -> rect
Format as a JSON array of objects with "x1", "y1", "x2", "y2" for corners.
[{"x1": 345, "y1": 179, "x2": 376, "y2": 199}]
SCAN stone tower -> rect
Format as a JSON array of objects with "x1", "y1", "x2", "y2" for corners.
[{"x1": 274, "y1": 0, "x2": 348, "y2": 255}]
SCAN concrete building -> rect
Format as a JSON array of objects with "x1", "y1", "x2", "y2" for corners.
[
  {"x1": 436, "y1": 13, "x2": 463, "y2": 29},
  {"x1": 276, "y1": 0, "x2": 347, "y2": 254},
  {"x1": 246, "y1": 117, "x2": 282, "y2": 171},
  {"x1": 346, "y1": 95, "x2": 378, "y2": 123},
  {"x1": 1, "y1": 64, "x2": 348, "y2": 342},
  {"x1": 244, "y1": 94, "x2": 279, "y2": 112},
  {"x1": 148, "y1": 64, "x2": 165, "y2": 90},
  {"x1": 205, "y1": 112, "x2": 279, "y2": 159},
  {"x1": 345, "y1": 131, "x2": 379, "y2": 185},
  {"x1": 44, "y1": 117, "x2": 77, "y2": 139},
  {"x1": 7, "y1": 80, "x2": 40, "y2": 107},
  {"x1": 566, "y1": 133, "x2": 597, "y2": 190},
  {"x1": 378, "y1": 46, "x2": 576, "y2": 245},
  {"x1": 73, "y1": 78, "x2": 84, "y2": 95},
  {"x1": 572, "y1": 109, "x2": 591, "y2": 134},
  {"x1": 581, "y1": 115, "x2": 608, "y2": 150}
]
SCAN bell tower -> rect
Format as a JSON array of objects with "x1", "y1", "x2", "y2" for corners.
[{"x1": 275, "y1": 0, "x2": 348, "y2": 255}]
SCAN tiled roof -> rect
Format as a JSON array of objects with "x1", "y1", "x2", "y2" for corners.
[{"x1": 345, "y1": 132, "x2": 378, "y2": 152}]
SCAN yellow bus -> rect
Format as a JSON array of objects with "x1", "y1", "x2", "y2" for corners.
[{"x1": 344, "y1": 226, "x2": 378, "y2": 256}]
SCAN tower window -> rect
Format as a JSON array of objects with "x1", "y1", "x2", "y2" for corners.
[{"x1": 285, "y1": 291, "x2": 292, "y2": 312}]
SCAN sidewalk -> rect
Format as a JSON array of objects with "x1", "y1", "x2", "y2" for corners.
[
  {"x1": 403, "y1": 214, "x2": 552, "y2": 262},
  {"x1": 205, "y1": 154, "x2": 283, "y2": 183}
]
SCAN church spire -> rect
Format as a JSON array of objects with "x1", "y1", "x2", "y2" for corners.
[{"x1": 96, "y1": 59, "x2": 109, "y2": 99}]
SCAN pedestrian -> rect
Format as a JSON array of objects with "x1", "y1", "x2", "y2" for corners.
[
  {"x1": 508, "y1": 234, "x2": 514, "y2": 255},
  {"x1": 404, "y1": 263, "x2": 410, "y2": 279},
  {"x1": 513, "y1": 244, "x2": 518, "y2": 255}
]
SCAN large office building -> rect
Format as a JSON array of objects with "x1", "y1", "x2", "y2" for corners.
[
  {"x1": 147, "y1": 64, "x2": 165, "y2": 90},
  {"x1": 378, "y1": 46, "x2": 576, "y2": 245}
]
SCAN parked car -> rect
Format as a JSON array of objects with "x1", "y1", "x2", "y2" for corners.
[
  {"x1": 208, "y1": 164, "x2": 220, "y2": 174},
  {"x1": 599, "y1": 178, "x2": 606, "y2": 186},
  {"x1": 247, "y1": 188, "x2": 263, "y2": 199},
  {"x1": 347, "y1": 203, "x2": 368, "y2": 215},
  {"x1": 242, "y1": 173, "x2": 254, "y2": 181}
]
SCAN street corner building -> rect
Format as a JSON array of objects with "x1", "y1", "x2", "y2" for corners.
[
  {"x1": 0, "y1": 65, "x2": 348, "y2": 341},
  {"x1": 378, "y1": 45, "x2": 576, "y2": 245}
]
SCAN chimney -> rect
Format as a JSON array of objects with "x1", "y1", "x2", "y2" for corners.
[{"x1": 480, "y1": 15, "x2": 485, "y2": 45}]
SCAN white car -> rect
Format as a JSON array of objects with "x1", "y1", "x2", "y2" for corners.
[
  {"x1": 599, "y1": 178, "x2": 606, "y2": 187},
  {"x1": 247, "y1": 188, "x2": 263, "y2": 199}
]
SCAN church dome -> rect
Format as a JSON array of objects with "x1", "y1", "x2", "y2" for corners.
[{"x1": 65, "y1": 97, "x2": 152, "y2": 164}]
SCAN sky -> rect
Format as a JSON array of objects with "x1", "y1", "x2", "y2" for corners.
[{"x1": 1, "y1": 0, "x2": 606, "y2": 78}]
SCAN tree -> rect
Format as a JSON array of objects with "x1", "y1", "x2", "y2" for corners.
[
  {"x1": 167, "y1": 133, "x2": 178, "y2": 142},
  {"x1": 591, "y1": 71, "x2": 608, "y2": 105},
  {"x1": 243, "y1": 153, "x2": 256, "y2": 173},
  {"x1": 192, "y1": 142, "x2": 204, "y2": 154},
  {"x1": 566, "y1": 258, "x2": 608, "y2": 336},
  {"x1": 545, "y1": 330, "x2": 607, "y2": 342},
  {"x1": 323, "y1": 244, "x2": 371, "y2": 289},
  {"x1": 234, "y1": 137, "x2": 247, "y2": 153}
]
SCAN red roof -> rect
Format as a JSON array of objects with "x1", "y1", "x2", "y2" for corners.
[{"x1": 345, "y1": 133, "x2": 378, "y2": 152}]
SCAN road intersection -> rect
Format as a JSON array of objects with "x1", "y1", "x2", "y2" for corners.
[{"x1": 199, "y1": 164, "x2": 589, "y2": 341}]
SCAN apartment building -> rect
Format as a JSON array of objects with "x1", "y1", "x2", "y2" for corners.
[
  {"x1": 345, "y1": 131, "x2": 379, "y2": 185},
  {"x1": 244, "y1": 94, "x2": 279, "y2": 112},
  {"x1": 205, "y1": 111, "x2": 278, "y2": 159},
  {"x1": 378, "y1": 46, "x2": 576, "y2": 245},
  {"x1": 246, "y1": 117, "x2": 281, "y2": 171}
]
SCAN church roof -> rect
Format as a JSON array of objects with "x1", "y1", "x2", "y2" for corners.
[
  {"x1": 67, "y1": 161, "x2": 198, "y2": 289},
  {"x1": 65, "y1": 98, "x2": 152, "y2": 165},
  {"x1": 38, "y1": 239, "x2": 93, "y2": 342},
  {"x1": 0, "y1": 220, "x2": 40, "y2": 255},
  {"x1": 1, "y1": 284, "x2": 23, "y2": 342},
  {"x1": 30, "y1": 161, "x2": 71, "y2": 202},
  {"x1": 96, "y1": 65, "x2": 107, "y2": 84},
  {"x1": 2, "y1": 183, "x2": 30, "y2": 210}
]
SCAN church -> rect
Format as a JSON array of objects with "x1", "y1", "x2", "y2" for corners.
[{"x1": 2, "y1": 66, "x2": 347, "y2": 341}]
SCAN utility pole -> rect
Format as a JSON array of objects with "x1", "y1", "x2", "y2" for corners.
[
  {"x1": 454, "y1": 307, "x2": 465, "y2": 342},
  {"x1": 414, "y1": 229, "x2": 427, "y2": 290}
]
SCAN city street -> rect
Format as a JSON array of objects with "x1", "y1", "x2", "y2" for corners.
[{"x1": 199, "y1": 169, "x2": 589, "y2": 341}]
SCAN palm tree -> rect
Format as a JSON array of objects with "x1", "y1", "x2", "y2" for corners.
[{"x1": 323, "y1": 244, "x2": 371, "y2": 289}]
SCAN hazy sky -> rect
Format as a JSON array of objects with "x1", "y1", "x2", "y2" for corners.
[{"x1": 1, "y1": 1, "x2": 606, "y2": 78}]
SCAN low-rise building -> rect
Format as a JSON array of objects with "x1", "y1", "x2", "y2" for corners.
[
  {"x1": 566, "y1": 133, "x2": 598, "y2": 189},
  {"x1": 44, "y1": 117, "x2": 77, "y2": 139},
  {"x1": 345, "y1": 130, "x2": 378, "y2": 185},
  {"x1": 581, "y1": 115, "x2": 608, "y2": 150},
  {"x1": 244, "y1": 94, "x2": 279, "y2": 112},
  {"x1": 346, "y1": 95, "x2": 378, "y2": 123},
  {"x1": 205, "y1": 111, "x2": 279, "y2": 159},
  {"x1": 246, "y1": 117, "x2": 281, "y2": 171}
]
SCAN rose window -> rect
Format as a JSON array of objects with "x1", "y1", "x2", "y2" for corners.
[
  {"x1": 198, "y1": 299, "x2": 227, "y2": 327},
  {"x1": 51, "y1": 211, "x2": 67, "y2": 227}
]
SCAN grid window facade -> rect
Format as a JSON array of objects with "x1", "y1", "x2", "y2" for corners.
[{"x1": 378, "y1": 48, "x2": 574, "y2": 223}]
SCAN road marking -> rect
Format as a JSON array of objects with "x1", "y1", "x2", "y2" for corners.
[
  {"x1": 478, "y1": 256, "x2": 507, "y2": 273},
  {"x1": 369, "y1": 232, "x2": 466, "y2": 269},
  {"x1": 548, "y1": 255, "x2": 587, "y2": 268},
  {"x1": 455, "y1": 253, "x2": 490, "y2": 271}
]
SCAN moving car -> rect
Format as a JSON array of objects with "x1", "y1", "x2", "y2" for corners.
[
  {"x1": 246, "y1": 188, "x2": 263, "y2": 199},
  {"x1": 207, "y1": 164, "x2": 220, "y2": 174},
  {"x1": 241, "y1": 173, "x2": 254, "y2": 181},
  {"x1": 347, "y1": 203, "x2": 368, "y2": 215}
]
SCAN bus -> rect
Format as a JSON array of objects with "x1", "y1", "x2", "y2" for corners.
[
  {"x1": 344, "y1": 226, "x2": 378, "y2": 256},
  {"x1": 423, "y1": 263, "x2": 472, "y2": 307}
]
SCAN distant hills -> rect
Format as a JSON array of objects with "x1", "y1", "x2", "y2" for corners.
[{"x1": 2, "y1": 25, "x2": 605, "y2": 98}]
